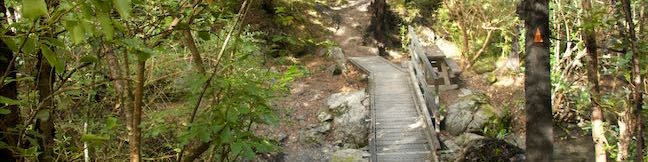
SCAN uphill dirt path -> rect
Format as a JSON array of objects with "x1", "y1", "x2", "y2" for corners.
[{"x1": 329, "y1": 0, "x2": 377, "y2": 57}]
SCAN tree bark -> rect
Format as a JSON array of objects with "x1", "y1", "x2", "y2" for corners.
[
  {"x1": 519, "y1": 0, "x2": 553, "y2": 161},
  {"x1": 130, "y1": 59, "x2": 145, "y2": 162},
  {"x1": 368, "y1": 0, "x2": 387, "y2": 49},
  {"x1": 36, "y1": 51, "x2": 56, "y2": 162},
  {"x1": 0, "y1": 1, "x2": 20, "y2": 159},
  {"x1": 183, "y1": 30, "x2": 206, "y2": 74},
  {"x1": 104, "y1": 45, "x2": 126, "y2": 113},
  {"x1": 181, "y1": 141, "x2": 211, "y2": 162},
  {"x1": 622, "y1": 0, "x2": 644, "y2": 161},
  {"x1": 581, "y1": 1, "x2": 608, "y2": 161}
]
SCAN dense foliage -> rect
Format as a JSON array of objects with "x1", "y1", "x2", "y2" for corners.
[{"x1": 0, "y1": 0, "x2": 320, "y2": 161}]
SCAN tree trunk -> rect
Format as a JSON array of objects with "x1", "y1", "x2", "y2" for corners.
[
  {"x1": 130, "y1": 59, "x2": 145, "y2": 162},
  {"x1": 622, "y1": 0, "x2": 644, "y2": 161},
  {"x1": 519, "y1": 0, "x2": 553, "y2": 161},
  {"x1": 369, "y1": 0, "x2": 386, "y2": 48},
  {"x1": 36, "y1": 51, "x2": 56, "y2": 162},
  {"x1": 181, "y1": 141, "x2": 211, "y2": 162},
  {"x1": 183, "y1": 30, "x2": 206, "y2": 74},
  {"x1": 104, "y1": 45, "x2": 126, "y2": 113},
  {"x1": 0, "y1": 1, "x2": 20, "y2": 159},
  {"x1": 581, "y1": 1, "x2": 608, "y2": 161}
]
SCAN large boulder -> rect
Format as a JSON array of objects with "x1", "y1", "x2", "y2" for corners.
[
  {"x1": 331, "y1": 149, "x2": 369, "y2": 162},
  {"x1": 325, "y1": 90, "x2": 370, "y2": 148},
  {"x1": 443, "y1": 93, "x2": 504, "y2": 135},
  {"x1": 324, "y1": 47, "x2": 347, "y2": 75}
]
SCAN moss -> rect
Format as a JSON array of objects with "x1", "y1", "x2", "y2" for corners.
[
  {"x1": 486, "y1": 73, "x2": 497, "y2": 84},
  {"x1": 472, "y1": 60, "x2": 496, "y2": 74}
]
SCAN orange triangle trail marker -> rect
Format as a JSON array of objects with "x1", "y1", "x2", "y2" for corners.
[{"x1": 534, "y1": 27, "x2": 544, "y2": 43}]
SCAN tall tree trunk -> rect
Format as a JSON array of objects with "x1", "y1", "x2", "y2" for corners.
[
  {"x1": 623, "y1": 0, "x2": 644, "y2": 161},
  {"x1": 183, "y1": 30, "x2": 206, "y2": 74},
  {"x1": 0, "y1": 1, "x2": 20, "y2": 160},
  {"x1": 36, "y1": 51, "x2": 56, "y2": 162},
  {"x1": 617, "y1": 0, "x2": 643, "y2": 161},
  {"x1": 130, "y1": 59, "x2": 145, "y2": 162},
  {"x1": 519, "y1": 0, "x2": 553, "y2": 161},
  {"x1": 369, "y1": 0, "x2": 387, "y2": 53},
  {"x1": 105, "y1": 45, "x2": 125, "y2": 113},
  {"x1": 582, "y1": 1, "x2": 608, "y2": 161}
]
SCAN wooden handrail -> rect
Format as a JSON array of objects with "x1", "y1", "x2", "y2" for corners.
[{"x1": 408, "y1": 25, "x2": 440, "y2": 123}]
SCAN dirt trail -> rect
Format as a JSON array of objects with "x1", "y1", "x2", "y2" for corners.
[
  {"x1": 329, "y1": 0, "x2": 377, "y2": 57},
  {"x1": 265, "y1": 1, "x2": 376, "y2": 161}
]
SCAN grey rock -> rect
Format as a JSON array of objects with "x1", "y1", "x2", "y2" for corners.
[
  {"x1": 504, "y1": 134, "x2": 525, "y2": 149},
  {"x1": 313, "y1": 122, "x2": 332, "y2": 133},
  {"x1": 443, "y1": 93, "x2": 502, "y2": 135},
  {"x1": 325, "y1": 90, "x2": 370, "y2": 148},
  {"x1": 317, "y1": 111, "x2": 333, "y2": 122},
  {"x1": 326, "y1": 47, "x2": 347, "y2": 75},
  {"x1": 330, "y1": 149, "x2": 368, "y2": 162},
  {"x1": 459, "y1": 88, "x2": 473, "y2": 97},
  {"x1": 454, "y1": 133, "x2": 487, "y2": 147},
  {"x1": 444, "y1": 99, "x2": 478, "y2": 135}
]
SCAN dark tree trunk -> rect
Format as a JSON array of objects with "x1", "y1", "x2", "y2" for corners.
[
  {"x1": 368, "y1": 0, "x2": 389, "y2": 55},
  {"x1": 620, "y1": 0, "x2": 644, "y2": 161},
  {"x1": 518, "y1": 0, "x2": 553, "y2": 161},
  {"x1": 0, "y1": 1, "x2": 20, "y2": 161},
  {"x1": 36, "y1": 51, "x2": 56, "y2": 162}
]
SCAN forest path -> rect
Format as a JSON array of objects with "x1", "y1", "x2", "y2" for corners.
[{"x1": 328, "y1": 0, "x2": 378, "y2": 57}]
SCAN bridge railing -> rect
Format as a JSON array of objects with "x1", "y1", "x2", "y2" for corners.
[{"x1": 407, "y1": 25, "x2": 441, "y2": 151}]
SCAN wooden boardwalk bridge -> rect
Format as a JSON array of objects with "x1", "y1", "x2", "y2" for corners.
[{"x1": 349, "y1": 26, "x2": 460, "y2": 162}]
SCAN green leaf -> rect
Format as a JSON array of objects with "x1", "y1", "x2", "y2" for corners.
[
  {"x1": 44, "y1": 38, "x2": 65, "y2": 48},
  {"x1": 71, "y1": 24, "x2": 85, "y2": 44},
  {"x1": 41, "y1": 45, "x2": 64, "y2": 73},
  {"x1": 22, "y1": 0, "x2": 48, "y2": 19},
  {"x1": 113, "y1": 0, "x2": 132, "y2": 19},
  {"x1": 254, "y1": 140, "x2": 275, "y2": 153},
  {"x1": 0, "y1": 108, "x2": 10, "y2": 115},
  {"x1": 220, "y1": 126, "x2": 233, "y2": 144},
  {"x1": 98, "y1": 12, "x2": 114, "y2": 41},
  {"x1": 104, "y1": 116, "x2": 118, "y2": 130},
  {"x1": 231, "y1": 141, "x2": 243, "y2": 155},
  {"x1": 0, "y1": 96, "x2": 20, "y2": 106},
  {"x1": 260, "y1": 112, "x2": 278, "y2": 125},
  {"x1": 242, "y1": 142, "x2": 255, "y2": 159},
  {"x1": 80, "y1": 19, "x2": 95, "y2": 37},
  {"x1": 121, "y1": 38, "x2": 156, "y2": 61},
  {"x1": 22, "y1": 36, "x2": 39, "y2": 54},
  {"x1": 1, "y1": 36, "x2": 19, "y2": 52}
]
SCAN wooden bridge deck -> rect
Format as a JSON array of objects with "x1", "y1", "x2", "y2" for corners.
[{"x1": 350, "y1": 56, "x2": 436, "y2": 162}]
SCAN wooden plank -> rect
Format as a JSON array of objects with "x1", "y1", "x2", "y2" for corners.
[{"x1": 349, "y1": 56, "x2": 435, "y2": 162}]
